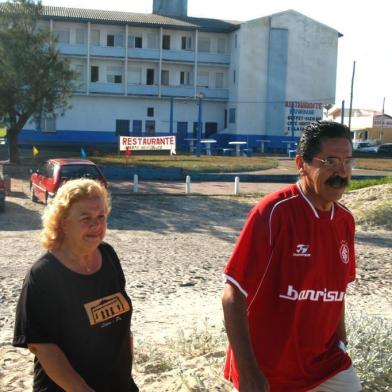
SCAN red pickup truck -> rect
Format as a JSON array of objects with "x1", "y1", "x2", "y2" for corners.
[{"x1": 0, "y1": 174, "x2": 5, "y2": 212}]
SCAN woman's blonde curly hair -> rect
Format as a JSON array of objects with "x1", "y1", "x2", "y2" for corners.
[{"x1": 41, "y1": 178, "x2": 111, "y2": 250}]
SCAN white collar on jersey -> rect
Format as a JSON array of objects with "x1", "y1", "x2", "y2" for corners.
[{"x1": 296, "y1": 181, "x2": 335, "y2": 220}]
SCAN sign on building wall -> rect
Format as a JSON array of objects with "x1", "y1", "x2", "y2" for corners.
[
  {"x1": 285, "y1": 102, "x2": 323, "y2": 135},
  {"x1": 119, "y1": 136, "x2": 176, "y2": 155},
  {"x1": 373, "y1": 118, "x2": 392, "y2": 128}
]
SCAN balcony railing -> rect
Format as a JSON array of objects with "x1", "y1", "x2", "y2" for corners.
[
  {"x1": 74, "y1": 81, "x2": 228, "y2": 99},
  {"x1": 57, "y1": 43, "x2": 230, "y2": 64},
  {"x1": 89, "y1": 82, "x2": 125, "y2": 94}
]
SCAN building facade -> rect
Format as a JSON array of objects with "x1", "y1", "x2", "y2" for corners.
[{"x1": 16, "y1": 0, "x2": 341, "y2": 152}]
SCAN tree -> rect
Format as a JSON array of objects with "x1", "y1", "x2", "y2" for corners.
[{"x1": 0, "y1": 0, "x2": 76, "y2": 163}]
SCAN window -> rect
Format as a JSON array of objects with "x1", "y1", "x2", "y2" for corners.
[
  {"x1": 91, "y1": 66, "x2": 99, "y2": 82},
  {"x1": 146, "y1": 69, "x2": 154, "y2": 85},
  {"x1": 36, "y1": 116, "x2": 56, "y2": 133},
  {"x1": 161, "y1": 70, "x2": 169, "y2": 86},
  {"x1": 217, "y1": 38, "x2": 226, "y2": 54},
  {"x1": 115, "y1": 120, "x2": 130, "y2": 136},
  {"x1": 234, "y1": 34, "x2": 238, "y2": 48},
  {"x1": 107, "y1": 34, "x2": 114, "y2": 47},
  {"x1": 107, "y1": 33, "x2": 123, "y2": 47},
  {"x1": 54, "y1": 29, "x2": 70, "y2": 44},
  {"x1": 181, "y1": 36, "x2": 192, "y2": 50},
  {"x1": 127, "y1": 67, "x2": 142, "y2": 85},
  {"x1": 128, "y1": 35, "x2": 143, "y2": 48},
  {"x1": 74, "y1": 64, "x2": 85, "y2": 82},
  {"x1": 162, "y1": 35, "x2": 170, "y2": 50},
  {"x1": 147, "y1": 34, "x2": 158, "y2": 49},
  {"x1": 198, "y1": 37, "x2": 210, "y2": 52},
  {"x1": 135, "y1": 36, "x2": 142, "y2": 48},
  {"x1": 229, "y1": 108, "x2": 236, "y2": 124},
  {"x1": 233, "y1": 69, "x2": 236, "y2": 84},
  {"x1": 147, "y1": 107, "x2": 154, "y2": 117},
  {"x1": 180, "y1": 71, "x2": 191, "y2": 85},
  {"x1": 46, "y1": 163, "x2": 55, "y2": 177},
  {"x1": 215, "y1": 72, "x2": 224, "y2": 88},
  {"x1": 107, "y1": 66, "x2": 123, "y2": 84},
  {"x1": 132, "y1": 120, "x2": 142, "y2": 136},
  {"x1": 91, "y1": 30, "x2": 100, "y2": 46},
  {"x1": 75, "y1": 29, "x2": 86, "y2": 45},
  {"x1": 197, "y1": 71, "x2": 209, "y2": 87},
  {"x1": 145, "y1": 120, "x2": 156, "y2": 135}
]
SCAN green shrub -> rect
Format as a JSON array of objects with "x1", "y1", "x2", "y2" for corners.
[{"x1": 348, "y1": 177, "x2": 392, "y2": 191}]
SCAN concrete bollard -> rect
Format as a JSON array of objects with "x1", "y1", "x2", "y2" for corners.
[
  {"x1": 234, "y1": 176, "x2": 240, "y2": 195},
  {"x1": 133, "y1": 174, "x2": 139, "y2": 193},
  {"x1": 185, "y1": 175, "x2": 191, "y2": 194}
]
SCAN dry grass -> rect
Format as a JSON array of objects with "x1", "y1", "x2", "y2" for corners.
[
  {"x1": 133, "y1": 311, "x2": 391, "y2": 392},
  {"x1": 92, "y1": 154, "x2": 279, "y2": 173},
  {"x1": 341, "y1": 184, "x2": 392, "y2": 229},
  {"x1": 354, "y1": 157, "x2": 392, "y2": 171}
]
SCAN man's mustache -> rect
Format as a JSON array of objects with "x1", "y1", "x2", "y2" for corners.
[{"x1": 325, "y1": 176, "x2": 349, "y2": 187}]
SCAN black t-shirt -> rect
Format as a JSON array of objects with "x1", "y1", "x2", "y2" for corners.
[{"x1": 13, "y1": 242, "x2": 138, "y2": 392}]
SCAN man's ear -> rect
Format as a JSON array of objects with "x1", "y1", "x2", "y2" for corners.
[{"x1": 295, "y1": 155, "x2": 306, "y2": 176}]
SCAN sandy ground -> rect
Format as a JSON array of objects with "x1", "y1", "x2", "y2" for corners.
[{"x1": 0, "y1": 183, "x2": 391, "y2": 391}]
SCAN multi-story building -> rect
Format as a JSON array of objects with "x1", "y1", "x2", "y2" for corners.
[{"x1": 17, "y1": 0, "x2": 341, "y2": 152}]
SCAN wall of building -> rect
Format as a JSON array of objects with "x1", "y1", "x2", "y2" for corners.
[
  {"x1": 19, "y1": 8, "x2": 340, "y2": 152},
  {"x1": 234, "y1": 17, "x2": 270, "y2": 136},
  {"x1": 280, "y1": 11, "x2": 338, "y2": 105},
  {"x1": 20, "y1": 95, "x2": 227, "y2": 146}
]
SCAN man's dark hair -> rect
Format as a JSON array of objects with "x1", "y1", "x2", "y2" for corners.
[{"x1": 296, "y1": 121, "x2": 352, "y2": 163}]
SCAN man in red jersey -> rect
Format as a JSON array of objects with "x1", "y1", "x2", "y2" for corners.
[{"x1": 222, "y1": 121, "x2": 362, "y2": 392}]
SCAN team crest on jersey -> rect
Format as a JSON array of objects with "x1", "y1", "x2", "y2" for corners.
[
  {"x1": 293, "y1": 244, "x2": 311, "y2": 257},
  {"x1": 340, "y1": 241, "x2": 349, "y2": 264}
]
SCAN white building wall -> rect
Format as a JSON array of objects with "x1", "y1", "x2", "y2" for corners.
[
  {"x1": 273, "y1": 11, "x2": 338, "y2": 104},
  {"x1": 57, "y1": 95, "x2": 226, "y2": 134},
  {"x1": 235, "y1": 17, "x2": 270, "y2": 135}
]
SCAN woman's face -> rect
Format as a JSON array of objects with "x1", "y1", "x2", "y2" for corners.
[{"x1": 62, "y1": 196, "x2": 107, "y2": 252}]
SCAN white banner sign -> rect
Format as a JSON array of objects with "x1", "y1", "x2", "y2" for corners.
[
  {"x1": 285, "y1": 101, "x2": 323, "y2": 136},
  {"x1": 119, "y1": 136, "x2": 176, "y2": 155},
  {"x1": 373, "y1": 118, "x2": 392, "y2": 128}
]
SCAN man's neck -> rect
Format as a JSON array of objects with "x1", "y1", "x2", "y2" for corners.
[{"x1": 298, "y1": 180, "x2": 332, "y2": 212}]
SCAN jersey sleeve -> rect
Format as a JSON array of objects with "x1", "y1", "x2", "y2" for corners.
[
  {"x1": 224, "y1": 203, "x2": 276, "y2": 300},
  {"x1": 13, "y1": 268, "x2": 58, "y2": 348},
  {"x1": 347, "y1": 218, "x2": 356, "y2": 283}
]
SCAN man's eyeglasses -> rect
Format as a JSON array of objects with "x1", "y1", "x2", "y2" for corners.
[{"x1": 313, "y1": 157, "x2": 354, "y2": 170}]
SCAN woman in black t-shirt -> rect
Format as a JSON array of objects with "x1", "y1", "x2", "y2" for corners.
[{"x1": 13, "y1": 178, "x2": 138, "y2": 392}]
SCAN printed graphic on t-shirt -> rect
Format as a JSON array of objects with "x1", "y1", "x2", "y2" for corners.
[{"x1": 84, "y1": 293, "x2": 130, "y2": 326}]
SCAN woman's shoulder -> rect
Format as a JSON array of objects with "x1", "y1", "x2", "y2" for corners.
[
  {"x1": 27, "y1": 252, "x2": 59, "y2": 287},
  {"x1": 99, "y1": 241, "x2": 119, "y2": 260}
]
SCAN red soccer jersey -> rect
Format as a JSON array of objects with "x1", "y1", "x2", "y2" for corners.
[{"x1": 224, "y1": 183, "x2": 356, "y2": 392}]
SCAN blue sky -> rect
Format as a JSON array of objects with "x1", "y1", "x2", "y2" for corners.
[{"x1": 38, "y1": 0, "x2": 392, "y2": 114}]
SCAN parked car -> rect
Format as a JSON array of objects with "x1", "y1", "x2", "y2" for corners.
[
  {"x1": 377, "y1": 143, "x2": 392, "y2": 156},
  {"x1": 353, "y1": 141, "x2": 378, "y2": 153},
  {"x1": 0, "y1": 174, "x2": 5, "y2": 212},
  {"x1": 30, "y1": 158, "x2": 107, "y2": 204}
]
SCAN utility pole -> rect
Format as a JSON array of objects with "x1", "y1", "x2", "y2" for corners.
[
  {"x1": 348, "y1": 61, "x2": 356, "y2": 132},
  {"x1": 380, "y1": 97, "x2": 385, "y2": 142}
]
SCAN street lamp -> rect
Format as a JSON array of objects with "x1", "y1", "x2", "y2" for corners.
[{"x1": 195, "y1": 92, "x2": 205, "y2": 157}]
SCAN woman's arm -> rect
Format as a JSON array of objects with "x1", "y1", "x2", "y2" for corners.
[{"x1": 28, "y1": 343, "x2": 95, "y2": 392}]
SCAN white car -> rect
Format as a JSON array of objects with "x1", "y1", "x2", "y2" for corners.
[{"x1": 353, "y1": 142, "x2": 378, "y2": 153}]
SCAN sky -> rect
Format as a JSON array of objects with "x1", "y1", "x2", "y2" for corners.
[{"x1": 36, "y1": 0, "x2": 392, "y2": 114}]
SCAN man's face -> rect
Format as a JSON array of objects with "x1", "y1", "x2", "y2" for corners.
[{"x1": 297, "y1": 138, "x2": 353, "y2": 210}]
